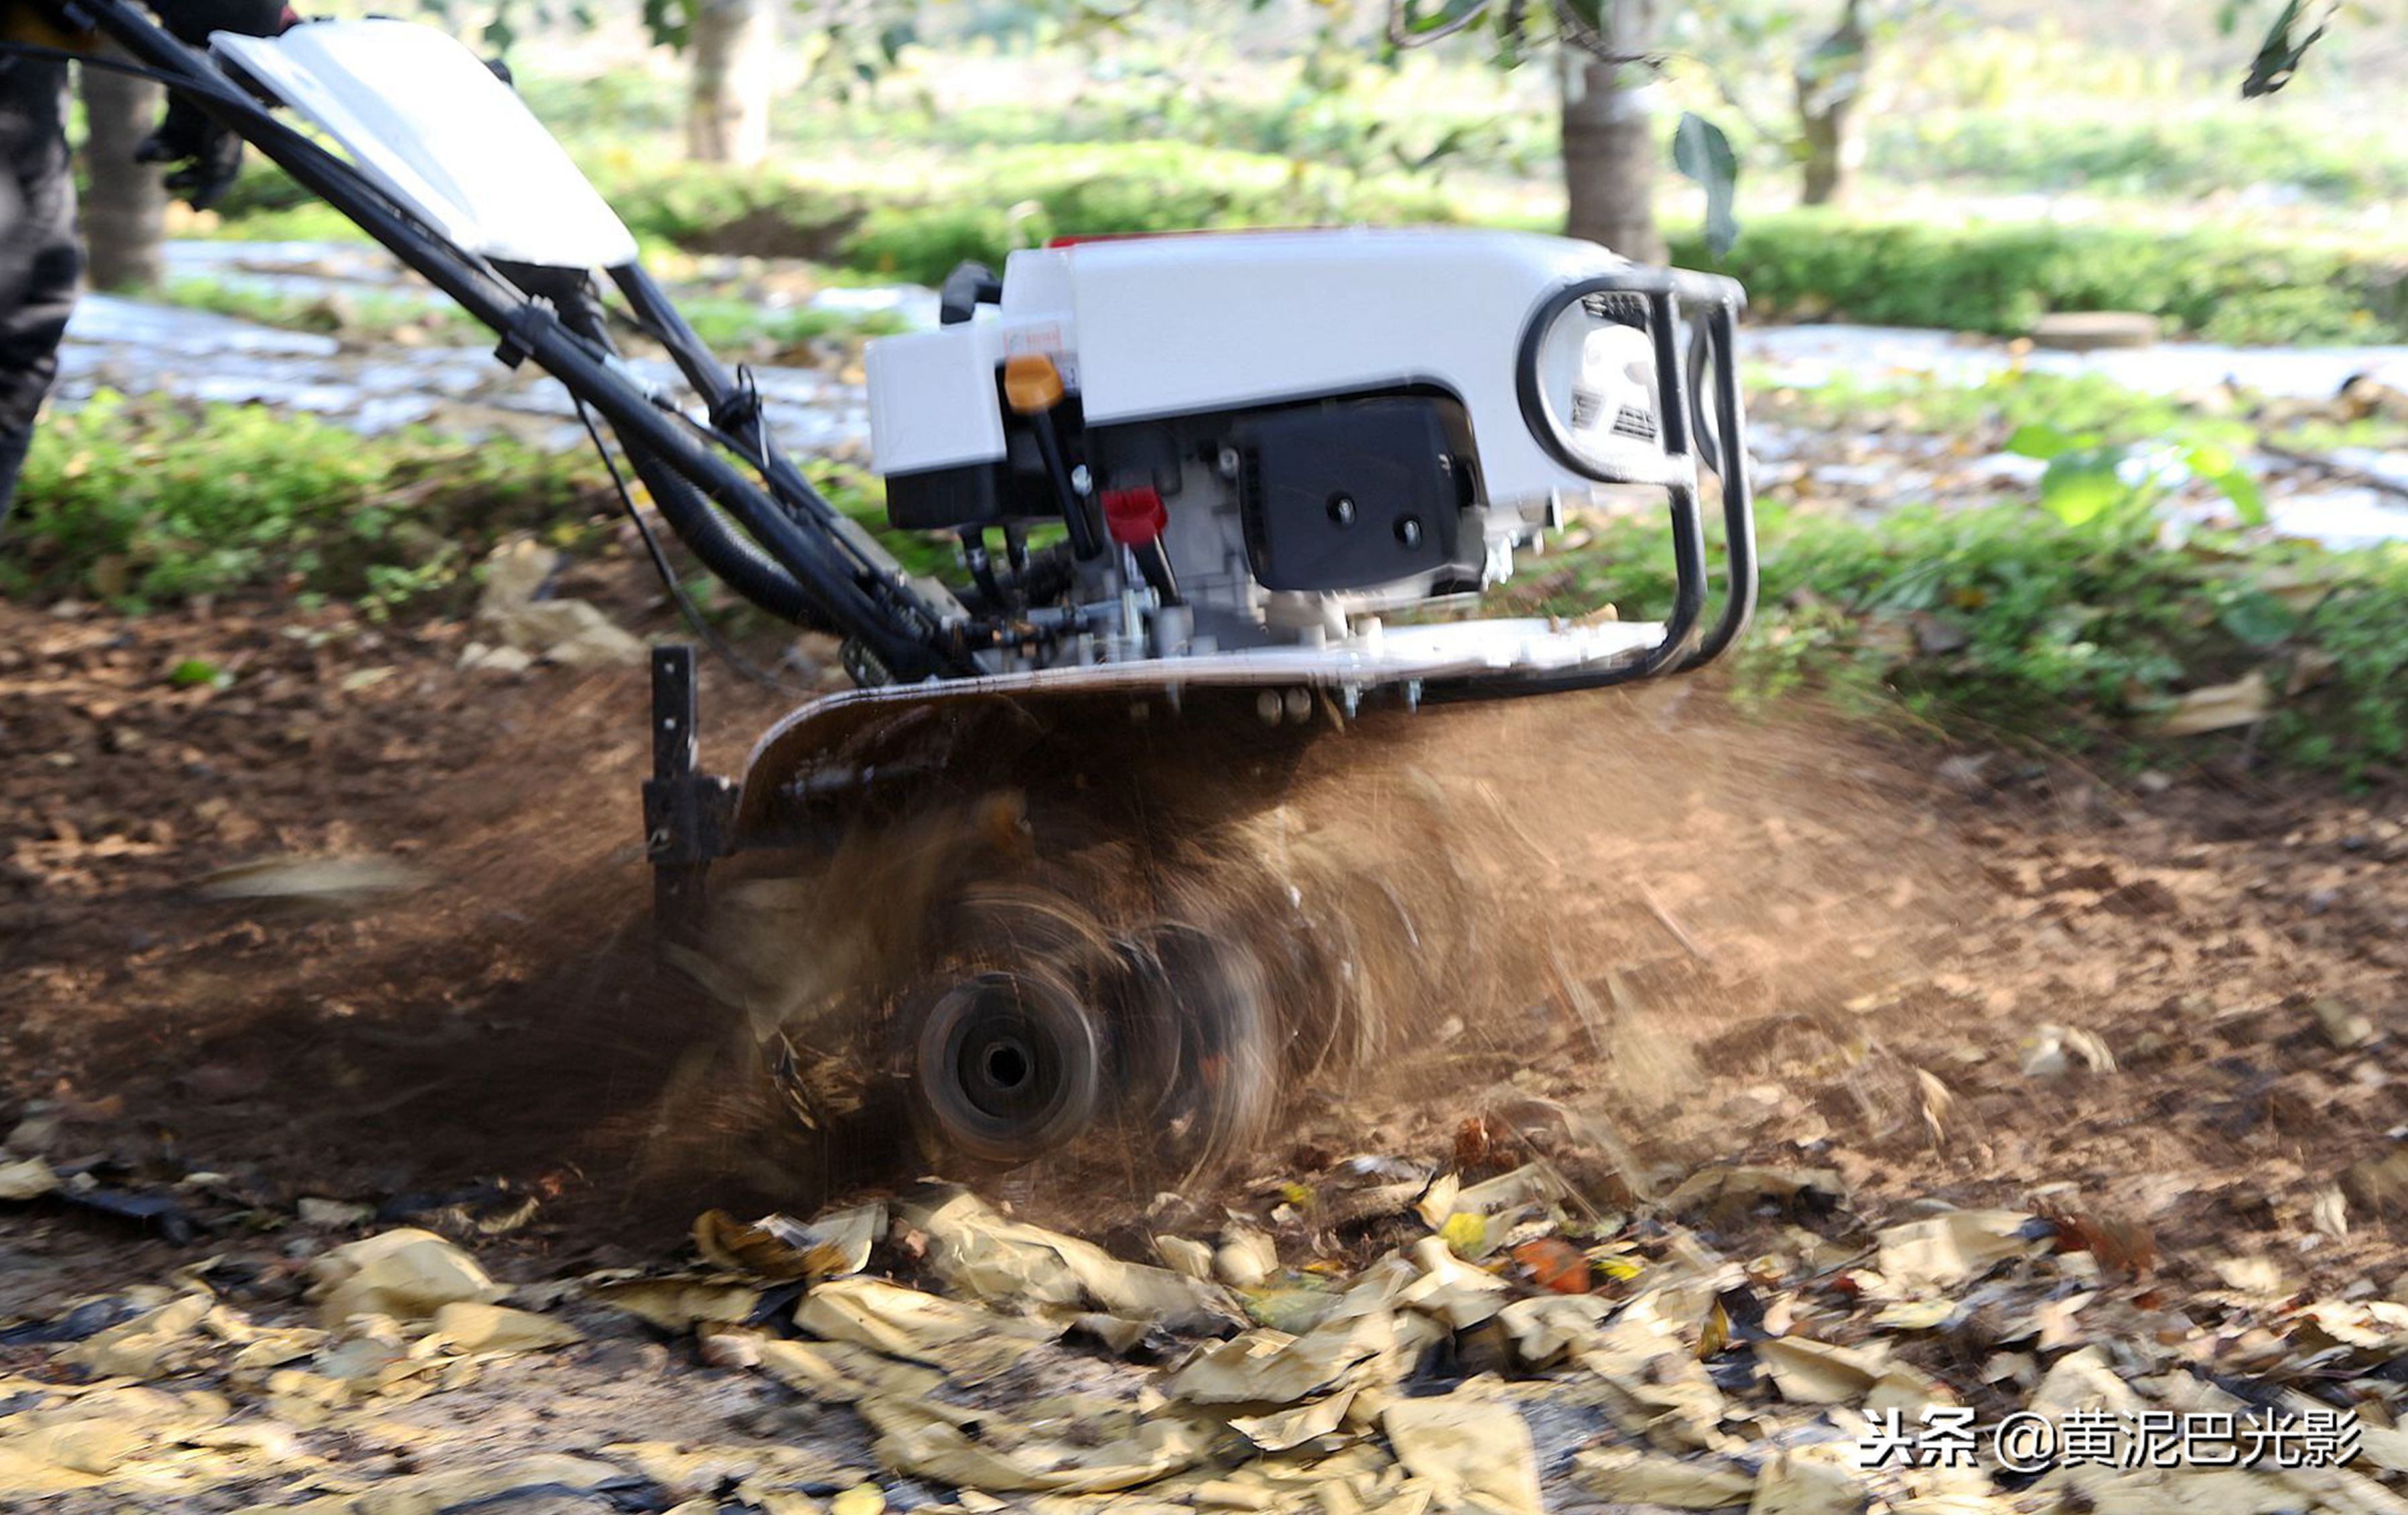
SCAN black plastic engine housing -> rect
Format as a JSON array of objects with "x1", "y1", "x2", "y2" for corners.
[{"x1": 1236, "y1": 397, "x2": 1464, "y2": 592}]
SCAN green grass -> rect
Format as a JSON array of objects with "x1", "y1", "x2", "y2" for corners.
[
  {"x1": 1512, "y1": 362, "x2": 2408, "y2": 777},
  {"x1": 668, "y1": 296, "x2": 913, "y2": 354},
  {"x1": 4, "y1": 392, "x2": 616, "y2": 616},
  {"x1": 3, "y1": 393, "x2": 967, "y2": 614},
  {"x1": 1525, "y1": 487, "x2": 2403, "y2": 781},
  {"x1": 1670, "y1": 212, "x2": 2408, "y2": 345},
  {"x1": 1866, "y1": 109, "x2": 2408, "y2": 206},
  {"x1": 1756, "y1": 368, "x2": 2408, "y2": 459},
  {"x1": 152, "y1": 275, "x2": 910, "y2": 357},
  {"x1": 202, "y1": 137, "x2": 1463, "y2": 284}
]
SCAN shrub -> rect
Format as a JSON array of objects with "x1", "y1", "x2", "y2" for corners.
[
  {"x1": 5, "y1": 395, "x2": 957, "y2": 611},
  {"x1": 4, "y1": 393, "x2": 614, "y2": 614},
  {"x1": 1868, "y1": 110, "x2": 2408, "y2": 206},
  {"x1": 1669, "y1": 212, "x2": 2408, "y2": 344},
  {"x1": 1536, "y1": 492, "x2": 2406, "y2": 778}
]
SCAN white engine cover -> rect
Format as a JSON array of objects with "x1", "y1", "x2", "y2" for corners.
[{"x1": 866, "y1": 227, "x2": 1652, "y2": 523}]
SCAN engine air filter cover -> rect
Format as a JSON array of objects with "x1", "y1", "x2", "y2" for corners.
[{"x1": 1237, "y1": 397, "x2": 1462, "y2": 592}]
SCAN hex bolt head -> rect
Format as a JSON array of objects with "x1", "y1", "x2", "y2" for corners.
[
  {"x1": 1327, "y1": 493, "x2": 1357, "y2": 527},
  {"x1": 1395, "y1": 516, "x2": 1424, "y2": 549}
]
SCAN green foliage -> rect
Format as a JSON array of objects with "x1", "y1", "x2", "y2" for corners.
[
  {"x1": 5, "y1": 394, "x2": 961, "y2": 612},
  {"x1": 1710, "y1": 365, "x2": 2407, "y2": 772},
  {"x1": 217, "y1": 140, "x2": 1457, "y2": 283},
  {"x1": 1542, "y1": 499, "x2": 2403, "y2": 776},
  {"x1": 154, "y1": 274, "x2": 904, "y2": 353},
  {"x1": 204, "y1": 133, "x2": 2408, "y2": 349},
  {"x1": 1536, "y1": 342, "x2": 2405, "y2": 781},
  {"x1": 1866, "y1": 109, "x2": 2408, "y2": 206},
  {"x1": 672, "y1": 298, "x2": 913, "y2": 354},
  {"x1": 2236, "y1": 0, "x2": 2332, "y2": 98},
  {"x1": 1759, "y1": 366, "x2": 2408, "y2": 472},
  {"x1": 2002, "y1": 423, "x2": 2263, "y2": 530},
  {"x1": 636, "y1": 141, "x2": 1462, "y2": 284},
  {"x1": 1670, "y1": 211, "x2": 2408, "y2": 344},
  {"x1": 4, "y1": 393, "x2": 614, "y2": 616}
]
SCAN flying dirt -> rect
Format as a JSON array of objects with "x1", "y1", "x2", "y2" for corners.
[{"x1": 7, "y1": 584, "x2": 2407, "y2": 1513}]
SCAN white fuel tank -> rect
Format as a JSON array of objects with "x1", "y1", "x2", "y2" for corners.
[{"x1": 866, "y1": 227, "x2": 1667, "y2": 525}]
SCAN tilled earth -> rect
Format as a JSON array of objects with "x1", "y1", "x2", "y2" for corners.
[{"x1": 2, "y1": 588, "x2": 2405, "y2": 1512}]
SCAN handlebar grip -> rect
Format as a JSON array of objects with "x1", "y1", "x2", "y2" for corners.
[{"x1": 938, "y1": 261, "x2": 1004, "y2": 327}]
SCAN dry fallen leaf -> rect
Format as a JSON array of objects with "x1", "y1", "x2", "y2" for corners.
[
  {"x1": 1875, "y1": 1209, "x2": 2041, "y2": 1294},
  {"x1": 1512, "y1": 1236, "x2": 1592, "y2": 1295},
  {"x1": 2157, "y1": 671, "x2": 2271, "y2": 736},
  {"x1": 308, "y1": 1229, "x2": 502, "y2": 1327},
  {"x1": 428, "y1": 1301, "x2": 584, "y2": 1355},
  {"x1": 1574, "y1": 1445, "x2": 1757, "y2": 1508},
  {"x1": 795, "y1": 1275, "x2": 1063, "y2": 1384},
  {"x1": 1170, "y1": 1309, "x2": 1396, "y2": 1406},
  {"x1": 0, "y1": 1155, "x2": 59, "y2": 1201},
  {"x1": 586, "y1": 1274, "x2": 761, "y2": 1332},
  {"x1": 1756, "y1": 1334, "x2": 1889, "y2": 1405},
  {"x1": 903, "y1": 1189, "x2": 1235, "y2": 1331},
  {"x1": 59, "y1": 1294, "x2": 216, "y2": 1378},
  {"x1": 693, "y1": 1209, "x2": 854, "y2": 1283},
  {"x1": 1382, "y1": 1382, "x2": 1543, "y2": 1515},
  {"x1": 1229, "y1": 1388, "x2": 1357, "y2": 1453},
  {"x1": 1215, "y1": 1227, "x2": 1280, "y2": 1289}
]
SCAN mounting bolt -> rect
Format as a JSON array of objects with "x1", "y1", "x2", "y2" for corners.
[
  {"x1": 1070, "y1": 464, "x2": 1093, "y2": 495},
  {"x1": 1395, "y1": 516, "x2": 1424, "y2": 549},
  {"x1": 1327, "y1": 493, "x2": 1357, "y2": 527},
  {"x1": 1217, "y1": 446, "x2": 1242, "y2": 479}
]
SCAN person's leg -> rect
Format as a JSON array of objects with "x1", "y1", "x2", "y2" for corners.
[
  {"x1": 0, "y1": 59, "x2": 79, "y2": 533},
  {"x1": 0, "y1": 425, "x2": 32, "y2": 526}
]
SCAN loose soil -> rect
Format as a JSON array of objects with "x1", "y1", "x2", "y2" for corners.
[{"x1": 2, "y1": 586, "x2": 2403, "y2": 1508}]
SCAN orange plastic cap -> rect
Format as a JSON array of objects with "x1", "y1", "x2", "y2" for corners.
[{"x1": 1002, "y1": 353, "x2": 1066, "y2": 415}]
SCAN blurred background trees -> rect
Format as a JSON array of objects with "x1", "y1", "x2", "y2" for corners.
[{"x1": 65, "y1": 0, "x2": 2378, "y2": 300}]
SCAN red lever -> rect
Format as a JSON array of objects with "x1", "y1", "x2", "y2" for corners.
[{"x1": 1100, "y1": 486, "x2": 1168, "y2": 547}]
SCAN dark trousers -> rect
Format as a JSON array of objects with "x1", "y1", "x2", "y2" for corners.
[{"x1": 0, "y1": 58, "x2": 78, "y2": 529}]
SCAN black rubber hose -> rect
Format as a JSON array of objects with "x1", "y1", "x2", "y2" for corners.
[
  {"x1": 523, "y1": 267, "x2": 834, "y2": 633},
  {"x1": 622, "y1": 447, "x2": 831, "y2": 629}
]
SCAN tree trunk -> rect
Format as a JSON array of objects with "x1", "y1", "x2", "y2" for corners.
[
  {"x1": 687, "y1": 0, "x2": 775, "y2": 167},
  {"x1": 1558, "y1": 3, "x2": 1665, "y2": 266},
  {"x1": 1796, "y1": 0, "x2": 1870, "y2": 207},
  {"x1": 78, "y1": 48, "x2": 165, "y2": 291}
]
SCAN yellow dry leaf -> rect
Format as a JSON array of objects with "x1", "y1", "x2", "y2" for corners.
[
  {"x1": 0, "y1": 1155, "x2": 58, "y2": 1201},
  {"x1": 1381, "y1": 1383, "x2": 1542, "y2": 1515},
  {"x1": 428, "y1": 1301, "x2": 583, "y2": 1355},
  {"x1": 1697, "y1": 1301, "x2": 1731, "y2": 1360},
  {"x1": 693, "y1": 1209, "x2": 852, "y2": 1283},
  {"x1": 587, "y1": 1275, "x2": 760, "y2": 1333},
  {"x1": 830, "y1": 1484, "x2": 885, "y2": 1515},
  {"x1": 2157, "y1": 671, "x2": 2271, "y2": 736},
  {"x1": 59, "y1": 1293, "x2": 215, "y2": 1379},
  {"x1": 1573, "y1": 1445, "x2": 1756, "y2": 1508},
  {"x1": 1439, "y1": 1211, "x2": 1488, "y2": 1258},
  {"x1": 308, "y1": 1230, "x2": 500, "y2": 1327}
]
